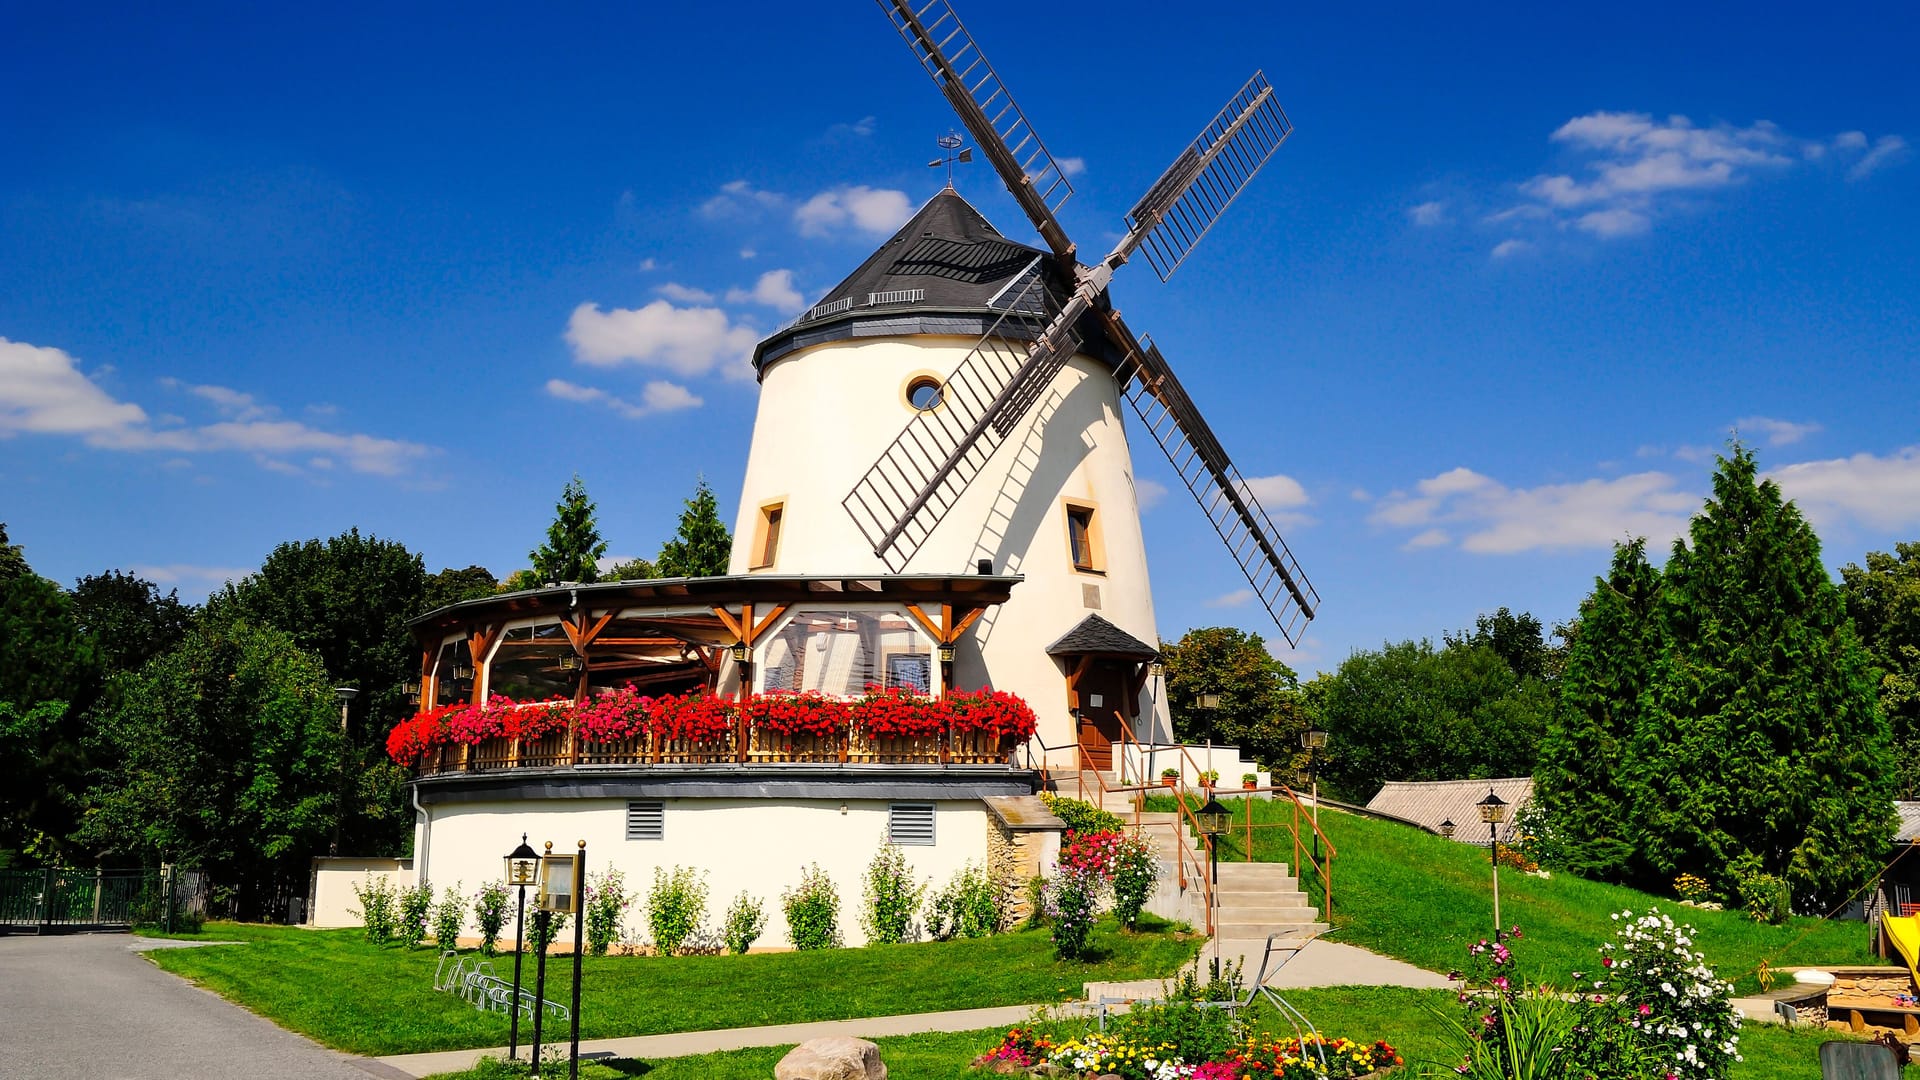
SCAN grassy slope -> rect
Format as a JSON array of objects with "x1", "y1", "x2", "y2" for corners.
[
  {"x1": 426, "y1": 990, "x2": 1853, "y2": 1080},
  {"x1": 1146, "y1": 794, "x2": 1877, "y2": 992},
  {"x1": 142, "y1": 917, "x2": 1198, "y2": 1057}
]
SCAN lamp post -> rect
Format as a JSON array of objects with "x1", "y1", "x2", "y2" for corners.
[
  {"x1": 1196, "y1": 793, "x2": 1231, "y2": 956},
  {"x1": 329, "y1": 687, "x2": 359, "y2": 857},
  {"x1": 1299, "y1": 727, "x2": 1327, "y2": 862},
  {"x1": 504, "y1": 835, "x2": 539, "y2": 1061},
  {"x1": 1439, "y1": 819, "x2": 1456, "y2": 839},
  {"x1": 1478, "y1": 788, "x2": 1509, "y2": 938}
]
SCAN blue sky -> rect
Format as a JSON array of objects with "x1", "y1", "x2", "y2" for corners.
[{"x1": 3, "y1": 2, "x2": 1916, "y2": 675}]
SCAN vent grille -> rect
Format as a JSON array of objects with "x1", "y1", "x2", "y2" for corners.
[
  {"x1": 889, "y1": 803, "x2": 936, "y2": 846},
  {"x1": 626, "y1": 801, "x2": 664, "y2": 841}
]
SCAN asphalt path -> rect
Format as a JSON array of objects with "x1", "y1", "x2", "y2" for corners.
[{"x1": 0, "y1": 932, "x2": 397, "y2": 1080}]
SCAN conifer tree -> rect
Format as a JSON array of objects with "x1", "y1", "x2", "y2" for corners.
[
  {"x1": 529, "y1": 475, "x2": 607, "y2": 585},
  {"x1": 656, "y1": 479, "x2": 732, "y2": 578},
  {"x1": 1533, "y1": 538, "x2": 1661, "y2": 879},
  {"x1": 1842, "y1": 543, "x2": 1920, "y2": 797},
  {"x1": 1631, "y1": 446, "x2": 1894, "y2": 909}
]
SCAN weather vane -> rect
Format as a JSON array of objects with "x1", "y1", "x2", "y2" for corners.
[{"x1": 927, "y1": 131, "x2": 972, "y2": 189}]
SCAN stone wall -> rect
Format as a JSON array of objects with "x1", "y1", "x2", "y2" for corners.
[{"x1": 982, "y1": 795, "x2": 1064, "y2": 922}]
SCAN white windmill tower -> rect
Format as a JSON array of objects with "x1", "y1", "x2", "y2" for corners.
[{"x1": 730, "y1": 0, "x2": 1318, "y2": 774}]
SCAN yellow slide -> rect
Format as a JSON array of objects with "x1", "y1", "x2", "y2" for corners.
[{"x1": 1885, "y1": 914, "x2": 1920, "y2": 989}]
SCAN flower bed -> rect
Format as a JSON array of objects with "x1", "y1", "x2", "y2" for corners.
[
  {"x1": 387, "y1": 685, "x2": 1038, "y2": 766},
  {"x1": 974, "y1": 1021, "x2": 1400, "y2": 1079}
]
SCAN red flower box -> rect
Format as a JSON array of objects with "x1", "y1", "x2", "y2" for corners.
[
  {"x1": 945, "y1": 687, "x2": 1038, "y2": 740},
  {"x1": 748, "y1": 690, "x2": 850, "y2": 737},
  {"x1": 850, "y1": 685, "x2": 945, "y2": 738},
  {"x1": 649, "y1": 692, "x2": 735, "y2": 743}
]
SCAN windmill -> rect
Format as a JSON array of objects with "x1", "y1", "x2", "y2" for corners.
[{"x1": 843, "y1": 0, "x2": 1319, "y2": 647}]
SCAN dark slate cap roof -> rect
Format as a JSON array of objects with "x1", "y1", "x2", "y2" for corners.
[
  {"x1": 1045, "y1": 614, "x2": 1160, "y2": 659},
  {"x1": 752, "y1": 188, "x2": 1078, "y2": 373}
]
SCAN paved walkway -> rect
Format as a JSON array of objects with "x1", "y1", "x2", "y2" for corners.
[
  {"x1": 0, "y1": 932, "x2": 394, "y2": 1080},
  {"x1": 1086, "y1": 937, "x2": 1452, "y2": 1002}
]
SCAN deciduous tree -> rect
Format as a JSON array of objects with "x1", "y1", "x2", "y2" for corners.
[
  {"x1": 70, "y1": 570, "x2": 192, "y2": 675},
  {"x1": 1162, "y1": 627, "x2": 1305, "y2": 769}
]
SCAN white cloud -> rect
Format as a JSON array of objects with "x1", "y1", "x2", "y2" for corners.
[
  {"x1": 1057, "y1": 156, "x2": 1087, "y2": 178},
  {"x1": 1771, "y1": 446, "x2": 1920, "y2": 531},
  {"x1": 1408, "y1": 200, "x2": 1447, "y2": 226},
  {"x1": 654, "y1": 282, "x2": 715, "y2": 304},
  {"x1": 0, "y1": 337, "x2": 429, "y2": 475},
  {"x1": 824, "y1": 116, "x2": 877, "y2": 139},
  {"x1": 1265, "y1": 634, "x2": 1322, "y2": 672},
  {"x1": 545, "y1": 378, "x2": 704, "y2": 420},
  {"x1": 1206, "y1": 588, "x2": 1255, "y2": 608},
  {"x1": 637, "y1": 257, "x2": 658, "y2": 272},
  {"x1": 1496, "y1": 111, "x2": 1904, "y2": 242},
  {"x1": 129, "y1": 563, "x2": 252, "y2": 587},
  {"x1": 1491, "y1": 239, "x2": 1532, "y2": 259},
  {"x1": 699, "y1": 179, "x2": 785, "y2": 220},
  {"x1": 1238, "y1": 473, "x2": 1309, "y2": 508},
  {"x1": 1736, "y1": 415, "x2": 1822, "y2": 446},
  {"x1": 1850, "y1": 135, "x2": 1909, "y2": 180},
  {"x1": 1371, "y1": 466, "x2": 1697, "y2": 554},
  {"x1": 725, "y1": 269, "x2": 806, "y2": 314},
  {"x1": 739, "y1": 248, "x2": 756, "y2": 260},
  {"x1": 565, "y1": 300, "x2": 760, "y2": 380},
  {"x1": 1134, "y1": 477, "x2": 1169, "y2": 511},
  {"x1": 793, "y1": 185, "x2": 914, "y2": 238}
]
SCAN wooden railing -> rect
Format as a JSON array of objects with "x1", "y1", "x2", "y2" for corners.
[{"x1": 419, "y1": 725, "x2": 1015, "y2": 776}]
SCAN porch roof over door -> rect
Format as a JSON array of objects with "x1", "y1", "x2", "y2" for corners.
[{"x1": 1044, "y1": 614, "x2": 1159, "y2": 660}]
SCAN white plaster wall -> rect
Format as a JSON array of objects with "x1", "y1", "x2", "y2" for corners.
[
  {"x1": 730, "y1": 336, "x2": 1171, "y2": 753},
  {"x1": 1119, "y1": 743, "x2": 1269, "y2": 792},
  {"x1": 310, "y1": 857, "x2": 414, "y2": 928},
  {"x1": 417, "y1": 797, "x2": 989, "y2": 949}
]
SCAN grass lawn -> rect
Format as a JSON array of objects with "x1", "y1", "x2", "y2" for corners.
[
  {"x1": 139, "y1": 916, "x2": 1198, "y2": 1057},
  {"x1": 424, "y1": 988, "x2": 1862, "y2": 1079},
  {"x1": 1145, "y1": 794, "x2": 1877, "y2": 993}
]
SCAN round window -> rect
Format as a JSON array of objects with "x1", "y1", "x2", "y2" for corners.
[{"x1": 906, "y1": 376, "x2": 944, "y2": 411}]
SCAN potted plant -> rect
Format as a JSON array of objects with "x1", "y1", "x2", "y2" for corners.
[
  {"x1": 1242, "y1": 772, "x2": 1259, "y2": 790},
  {"x1": 1160, "y1": 767, "x2": 1180, "y2": 788},
  {"x1": 1200, "y1": 769, "x2": 1219, "y2": 789}
]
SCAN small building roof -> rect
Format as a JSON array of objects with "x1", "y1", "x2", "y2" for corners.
[
  {"x1": 1044, "y1": 614, "x2": 1160, "y2": 660},
  {"x1": 1896, "y1": 802, "x2": 1920, "y2": 844},
  {"x1": 1366, "y1": 777, "x2": 1535, "y2": 846}
]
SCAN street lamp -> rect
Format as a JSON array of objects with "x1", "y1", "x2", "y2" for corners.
[
  {"x1": 1439, "y1": 818, "x2": 1456, "y2": 839},
  {"x1": 1299, "y1": 727, "x2": 1328, "y2": 862},
  {"x1": 1196, "y1": 793, "x2": 1231, "y2": 950},
  {"x1": 329, "y1": 688, "x2": 360, "y2": 857},
  {"x1": 1195, "y1": 692, "x2": 1221, "y2": 709},
  {"x1": 504, "y1": 835, "x2": 539, "y2": 1062},
  {"x1": 1478, "y1": 788, "x2": 1509, "y2": 937}
]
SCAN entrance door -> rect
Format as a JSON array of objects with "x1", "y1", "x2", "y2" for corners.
[{"x1": 1074, "y1": 660, "x2": 1132, "y2": 772}]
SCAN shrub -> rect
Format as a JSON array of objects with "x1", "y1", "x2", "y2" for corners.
[
  {"x1": 1586, "y1": 908, "x2": 1741, "y2": 1080},
  {"x1": 1674, "y1": 873, "x2": 1711, "y2": 904},
  {"x1": 782, "y1": 864, "x2": 841, "y2": 950},
  {"x1": 1732, "y1": 859, "x2": 1790, "y2": 925},
  {"x1": 861, "y1": 841, "x2": 927, "y2": 945},
  {"x1": 1024, "y1": 874, "x2": 1048, "y2": 928},
  {"x1": 1110, "y1": 832, "x2": 1158, "y2": 929},
  {"x1": 1039, "y1": 792, "x2": 1123, "y2": 838},
  {"x1": 1046, "y1": 863, "x2": 1100, "y2": 960},
  {"x1": 351, "y1": 875, "x2": 398, "y2": 945},
  {"x1": 1493, "y1": 842, "x2": 1539, "y2": 873},
  {"x1": 432, "y1": 881, "x2": 465, "y2": 948},
  {"x1": 646, "y1": 866, "x2": 709, "y2": 955},
  {"x1": 926, "y1": 862, "x2": 1004, "y2": 940},
  {"x1": 1110, "y1": 997, "x2": 1238, "y2": 1068},
  {"x1": 584, "y1": 869, "x2": 630, "y2": 956},
  {"x1": 722, "y1": 891, "x2": 767, "y2": 954},
  {"x1": 528, "y1": 910, "x2": 567, "y2": 953},
  {"x1": 472, "y1": 882, "x2": 509, "y2": 956},
  {"x1": 398, "y1": 882, "x2": 434, "y2": 948}
]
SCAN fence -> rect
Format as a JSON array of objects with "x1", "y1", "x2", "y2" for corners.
[{"x1": 0, "y1": 866, "x2": 207, "y2": 934}]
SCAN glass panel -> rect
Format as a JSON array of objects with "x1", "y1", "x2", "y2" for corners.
[
  {"x1": 1069, "y1": 509, "x2": 1094, "y2": 569},
  {"x1": 433, "y1": 638, "x2": 474, "y2": 706},
  {"x1": 489, "y1": 620, "x2": 577, "y2": 700},
  {"x1": 760, "y1": 610, "x2": 930, "y2": 697}
]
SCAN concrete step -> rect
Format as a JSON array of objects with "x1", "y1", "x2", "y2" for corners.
[
  {"x1": 1213, "y1": 861, "x2": 1293, "y2": 880},
  {"x1": 1214, "y1": 891, "x2": 1311, "y2": 907},
  {"x1": 1216, "y1": 905, "x2": 1323, "y2": 923},
  {"x1": 1216, "y1": 920, "x2": 1330, "y2": 939}
]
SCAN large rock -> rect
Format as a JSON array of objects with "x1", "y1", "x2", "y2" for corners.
[{"x1": 774, "y1": 1036, "x2": 887, "y2": 1080}]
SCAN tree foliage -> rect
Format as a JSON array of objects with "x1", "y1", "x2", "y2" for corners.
[
  {"x1": 655, "y1": 478, "x2": 732, "y2": 578},
  {"x1": 605, "y1": 557, "x2": 658, "y2": 581},
  {"x1": 1316, "y1": 639, "x2": 1551, "y2": 803},
  {"x1": 530, "y1": 475, "x2": 607, "y2": 585},
  {"x1": 0, "y1": 522, "x2": 29, "y2": 582},
  {"x1": 78, "y1": 619, "x2": 344, "y2": 916},
  {"x1": 1532, "y1": 539, "x2": 1661, "y2": 879},
  {"x1": 424, "y1": 564, "x2": 499, "y2": 612},
  {"x1": 1842, "y1": 542, "x2": 1920, "y2": 797},
  {"x1": 1162, "y1": 626, "x2": 1305, "y2": 769},
  {"x1": 1444, "y1": 606, "x2": 1558, "y2": 682},
  {"x1": 1537, "y1": 447, "x2": 1895, "y2": 910},
  {"x1": 70, "y1": 570, "x2": 192, "y2": 675}
]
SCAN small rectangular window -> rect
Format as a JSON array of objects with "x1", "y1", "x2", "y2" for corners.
[
  {"x1": 752, "y1": 503, "x2": 784, "y2": 569},
  {"x1": 889, "y1": 803, "x2": 935, "y2": 846},
  {"x1": 626, "y1": 801, "x2": 664, "y2": 841},
  {"x1": 1067, "y1": 506, "x2": 1097, "y2": 571}
]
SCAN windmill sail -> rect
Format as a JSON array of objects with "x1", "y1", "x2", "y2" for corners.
[
  {"x1": 875, "y1": 0, "x2": 1076, "y2": 262},
  {"x1": 842, "y1": 266, "x2": 1083, "y2": 570},
  {"x1": 1106, "y1": 316, "x2": 1318, "y2": 646},
  {"x1": 1125, "y1": 71, "x2": 1293, "y2": 282}
]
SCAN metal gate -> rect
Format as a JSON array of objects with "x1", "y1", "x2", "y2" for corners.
[{"x1": 0, "y1": 868, "x2": 177, "y2": 934}]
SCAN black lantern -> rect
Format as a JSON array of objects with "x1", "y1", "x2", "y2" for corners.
[
  {"x1": 937, "y1": 642, "x2": 956, "y2": 663},
  {"x1": 1478, "y1": 788, "x2": 1509, "y2": 825},
  {"x1": 729, "y1": 641, "x2": 750, "y2": 663},
  {"x1": 1196, "y1": 795, "x2": 1231, "y2": 837},
  {"x1": 506, "y1": 837, "x2": 540, "y2": 887},
  {"x1": 1439, "y1": 818, "x2": 1457, "y2": 839},
  {"x1": 1300, "y1": 727, "x2": 1328, "y2": 751},
  {"x1": 1196, "y1": 692, "x2": 1222, "y2": 709}
]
